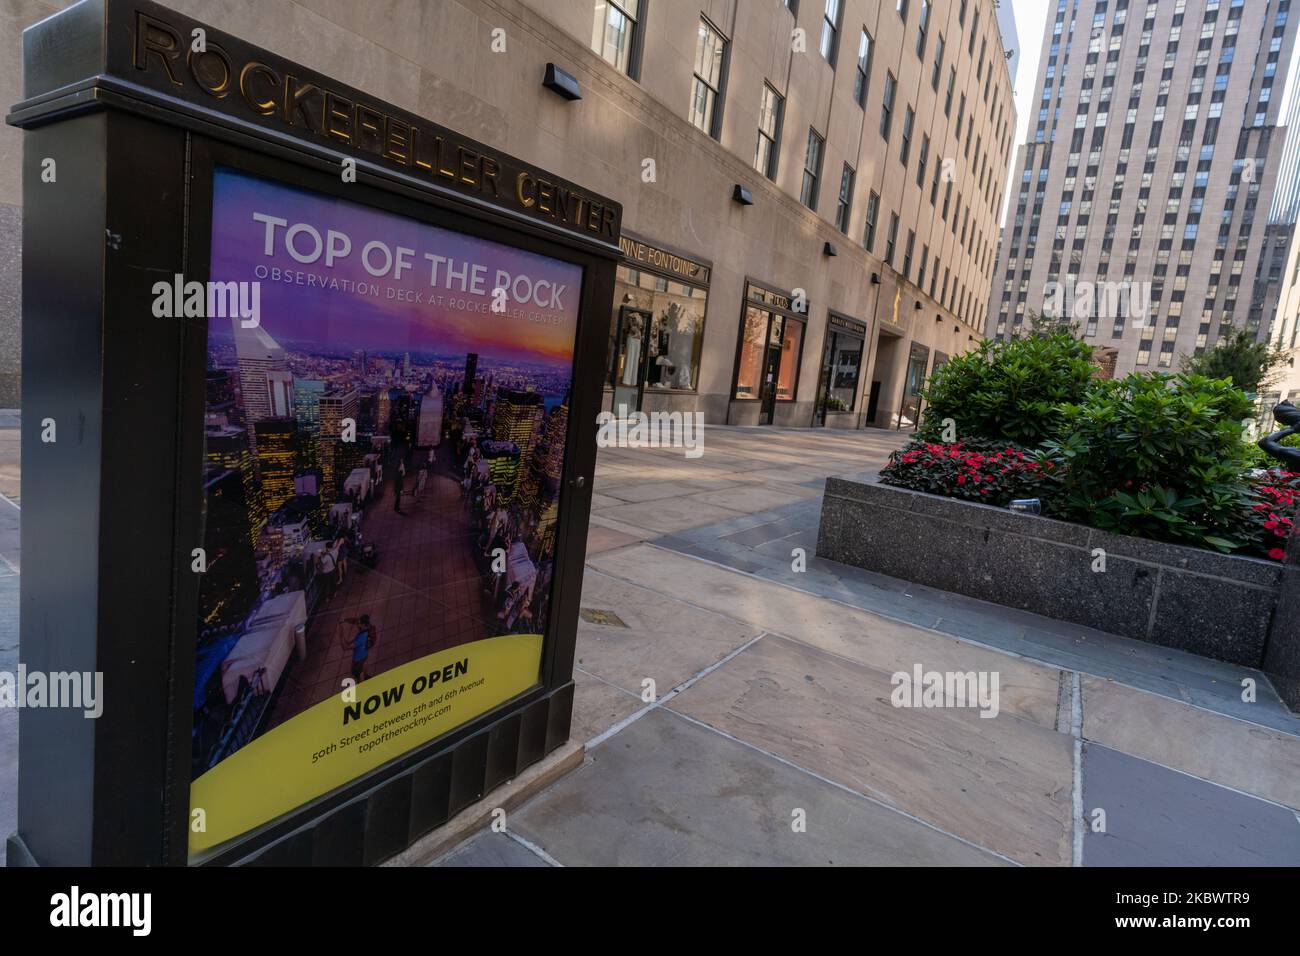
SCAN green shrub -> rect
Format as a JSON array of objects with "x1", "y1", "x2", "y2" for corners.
[
  {"x1": 918, "y1": 331, "x2": 1096, "y2": 446},
  {"x1": 1041, "y1": 373, "x2": 1257, "y2": 551}
]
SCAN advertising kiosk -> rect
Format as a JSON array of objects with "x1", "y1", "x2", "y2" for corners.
[{"x1": 7, "y1": 0, "x2": 619, "y2": 865}]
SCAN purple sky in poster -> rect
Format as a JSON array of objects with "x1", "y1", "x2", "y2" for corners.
[{"x1": 210, "y1": 168, "x2": 583, "y2": 368}]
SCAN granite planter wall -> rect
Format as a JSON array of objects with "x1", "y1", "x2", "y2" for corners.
[{"x1": 817, "y1": 476, "x2": 1286, "y2": 670}]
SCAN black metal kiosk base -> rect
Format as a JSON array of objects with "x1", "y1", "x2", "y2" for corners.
[{"x1": 7, "y1": 0, "x2": 617, "y2": 866}]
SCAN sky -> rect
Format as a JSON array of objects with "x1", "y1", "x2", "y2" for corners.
[{"x1": 1002, "y1": 0, "x2": 1051, "y2": 222}]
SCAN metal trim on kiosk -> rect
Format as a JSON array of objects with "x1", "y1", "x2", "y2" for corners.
[{"x1": 7, "y1": 0, "x2": 620, "y2": 866}]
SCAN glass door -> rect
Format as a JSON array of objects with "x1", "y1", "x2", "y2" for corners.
[
  {"x1": 759, "y1": 315, "x2": 784, "y2": 426},
  {"x1": 813, "y1": 332, "x2": 836, "y2": 427},
  {"x1": 898, "y1": 343, "x2": 930, "y2": 430},
  {"x1": 612, "y1": 306, "x2": 652, "y2": 415}
]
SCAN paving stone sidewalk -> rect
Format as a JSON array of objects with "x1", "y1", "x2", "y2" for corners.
[
  {"x1": 438, "y1": 425, "x2": 1300, "y2": 867},
  {"x1": 2, "y1": 420, "x2": 1298, "y2": 867}
]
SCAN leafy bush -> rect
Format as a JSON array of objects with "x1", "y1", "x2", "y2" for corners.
[
  {"x1": 880, "y1": 439, "x2": 1059, "y2": 506},
  {"x1": 918, "y1": 331, "x2": 1096, "y2": 446},
  {"x1": 1040, "y1": 373, "x2": 1257, "y2": 551}
]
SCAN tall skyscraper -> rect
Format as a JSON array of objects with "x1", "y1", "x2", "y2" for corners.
[
  {"x1": 233, "y1": 318, "x2": 290, "y2": 452},
  {"x1": 318, "y1": 389, "x2": 360, "y2": 499},
  {"x1": 491, "y1": 388, "x2": 544, "y2": 498},
  {"x1": 989, "y1": 0, "x2": 1300, "y2": 377},
  {"x1": 463, "y1": 353, "x2": 478, "y2": 396},
  {"x1": 293, "y1": 379, "x2": 325, "y2": 438},
  {"x1": 197, "y1": 466, "x2": 258, "y2": 629},
  {"x1": 204, "y1": 423, "x2": 264, "y2": 545},
  {"x1": 319, "y1": 389, "x2": 359, "y2": 440},
  {"x1": 254, "y1": 417, "x2": 300, "y2": 517}
]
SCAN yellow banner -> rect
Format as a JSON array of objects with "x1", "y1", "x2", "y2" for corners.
[{"x1": 189, "y1": 633, "x2": 543, "y2": 856}]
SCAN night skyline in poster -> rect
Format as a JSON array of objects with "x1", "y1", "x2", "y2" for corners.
[{"x1": 191, "y1": 168, "x2": 581, "y2": 849}]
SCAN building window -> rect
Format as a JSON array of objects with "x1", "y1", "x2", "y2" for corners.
[
  {"x1": 917, "y1": 0, "x2": 930, "y2": 57},
  {"x1": 817, "y1": 320, "x2": 865, "y2": 416},
  {"x1": 777, "y1": 319, "x2": 804, "y2": 401},
  {"x1": 900, "y1": 106, "x2": 915, "y2": 166},
  {"x1": 591, "y1": 1, "x2": 641, "y2": 77},
  {"x1": 881, "y1": 71, "x2": 896, "y2": 140},
  {"x1": 854, "y1": 29, "x2": 874, "y2": 106},
  {"x1": 835, "y1": 164, "x2": 855, "y2": 233},
  {"x1": 734, "y1": 307, "x2": 768, "y2": 400},
  {"x1": 864, "y1": 191, "x2": 879, "y2": 252},
  {"x1": 689, "y1": 18, "x2": 727, "y2": 137},
  {"x1": 932, "y1": 33, "x2": 945, "y2": 89},
  {"x1": 801, "y1": 128, "x2": 825, "y2": 209},
  {"x1": 611, "y1": 262, "x2": 709, "y2": 395},
  {"x1": 885, "y1": 212, "x2": 900, "y2": 265},
  {"x1": 734, "y1": 303, "x2": 805, "y2": 405},
  {"x1": 754, "y1": 83, "x2": 783, "y2": 179},
  {"x1": 820, "y1": 0, "x2": 843, "y2": 62}
]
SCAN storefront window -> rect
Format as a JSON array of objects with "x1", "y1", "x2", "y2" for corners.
[
  {"x1": 899, "y1": 342, "x2": 930, "y2": 429},
  {"x1": 734, "y1": 306, "x2": 768, "y2": 399},
  {"x1": 611, "y1": 263, "x2": 708, "y2": 398},
  {"x1": 827, "y1": 334, "x2": 862, "y2": 410},
  {"x1": 776, "y1": 318, "x2": 803, "y2": 400},
  {"x1": 814, "y1": 316, "x2": 867, "y2": 425}
]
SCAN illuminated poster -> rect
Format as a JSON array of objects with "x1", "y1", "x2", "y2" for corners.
[{"x1": 190, "y1": 168, "x2": 582, "y2": 856}]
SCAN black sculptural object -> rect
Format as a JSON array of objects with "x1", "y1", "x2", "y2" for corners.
[{"x1": 1258, "y1": 401, "x2": 1300, "y2": 467}]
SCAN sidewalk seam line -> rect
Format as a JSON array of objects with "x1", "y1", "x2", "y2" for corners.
[
  {"x1": 621, "y1": 540, "x2": 1300, "y2": 740},
  {"x1": 1071, "y1": 671, "x2": 1084, "y2": 868},
  {"x1": 505, "y1": 829, "x2": 564, "y2": 867},
  {"x1": 585, "y1": 564, "x2": 1060, "y2": 735},
  {"x1": 662, "y1": 706, "x2": 1023, "y2": 867},
  {"x1": 583, "y1": 631, "x2": 768, "y2": 751}
]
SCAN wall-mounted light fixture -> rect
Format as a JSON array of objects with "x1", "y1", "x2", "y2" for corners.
[
  {"x1": 543, "y1": 63, "x2": 582, "y2": 100},
  {"x1": 870, "y1": 273, "x2": 881, "y2": 284},
  {"x1": 823, "y1": 242, "x2": 838, "y2": 257},
  {"x1": 732, "y1": 184, "x2": 754, "y2": 205}
]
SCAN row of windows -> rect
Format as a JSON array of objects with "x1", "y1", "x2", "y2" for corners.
[
  {"x1": 592, "y1": 1, "x2": 1010, "y2": 246},
  {"x1": 989, "y1": 0, "x2": 1293, "y2": 341}
]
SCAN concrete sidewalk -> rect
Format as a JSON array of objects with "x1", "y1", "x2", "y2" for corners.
[
  {"x1": 438, "y1": 426, "x2": 1300, "y2": 867},
  {"x1": 3, "y1": 420, "x2": 1299, "y2": 866}
]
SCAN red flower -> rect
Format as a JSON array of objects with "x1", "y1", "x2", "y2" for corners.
[
  {"x1": 1269, "y1": 548, "x2": 1287, "y2": 561},
  {"x1": 956, "y1": 475, "x2": 967, "y2": 485}
]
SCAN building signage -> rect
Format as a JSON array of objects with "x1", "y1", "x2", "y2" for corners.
[
  {"x1": 618, "y1": 234, "x2": 711, "y2": 286},
  {"x1": 746, "y1": 281, "x2": 807, "y2": 316},
  {"x1": 829, "y1": 313, "x2": 867, "y2": 337},
  {"x1": 107, "y1": 2, "x2": 620, "y2": 244}
]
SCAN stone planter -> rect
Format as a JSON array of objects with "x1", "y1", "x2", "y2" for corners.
[{"x1": 816, "y1": 476, "x2": 1285, "y2": 670}]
